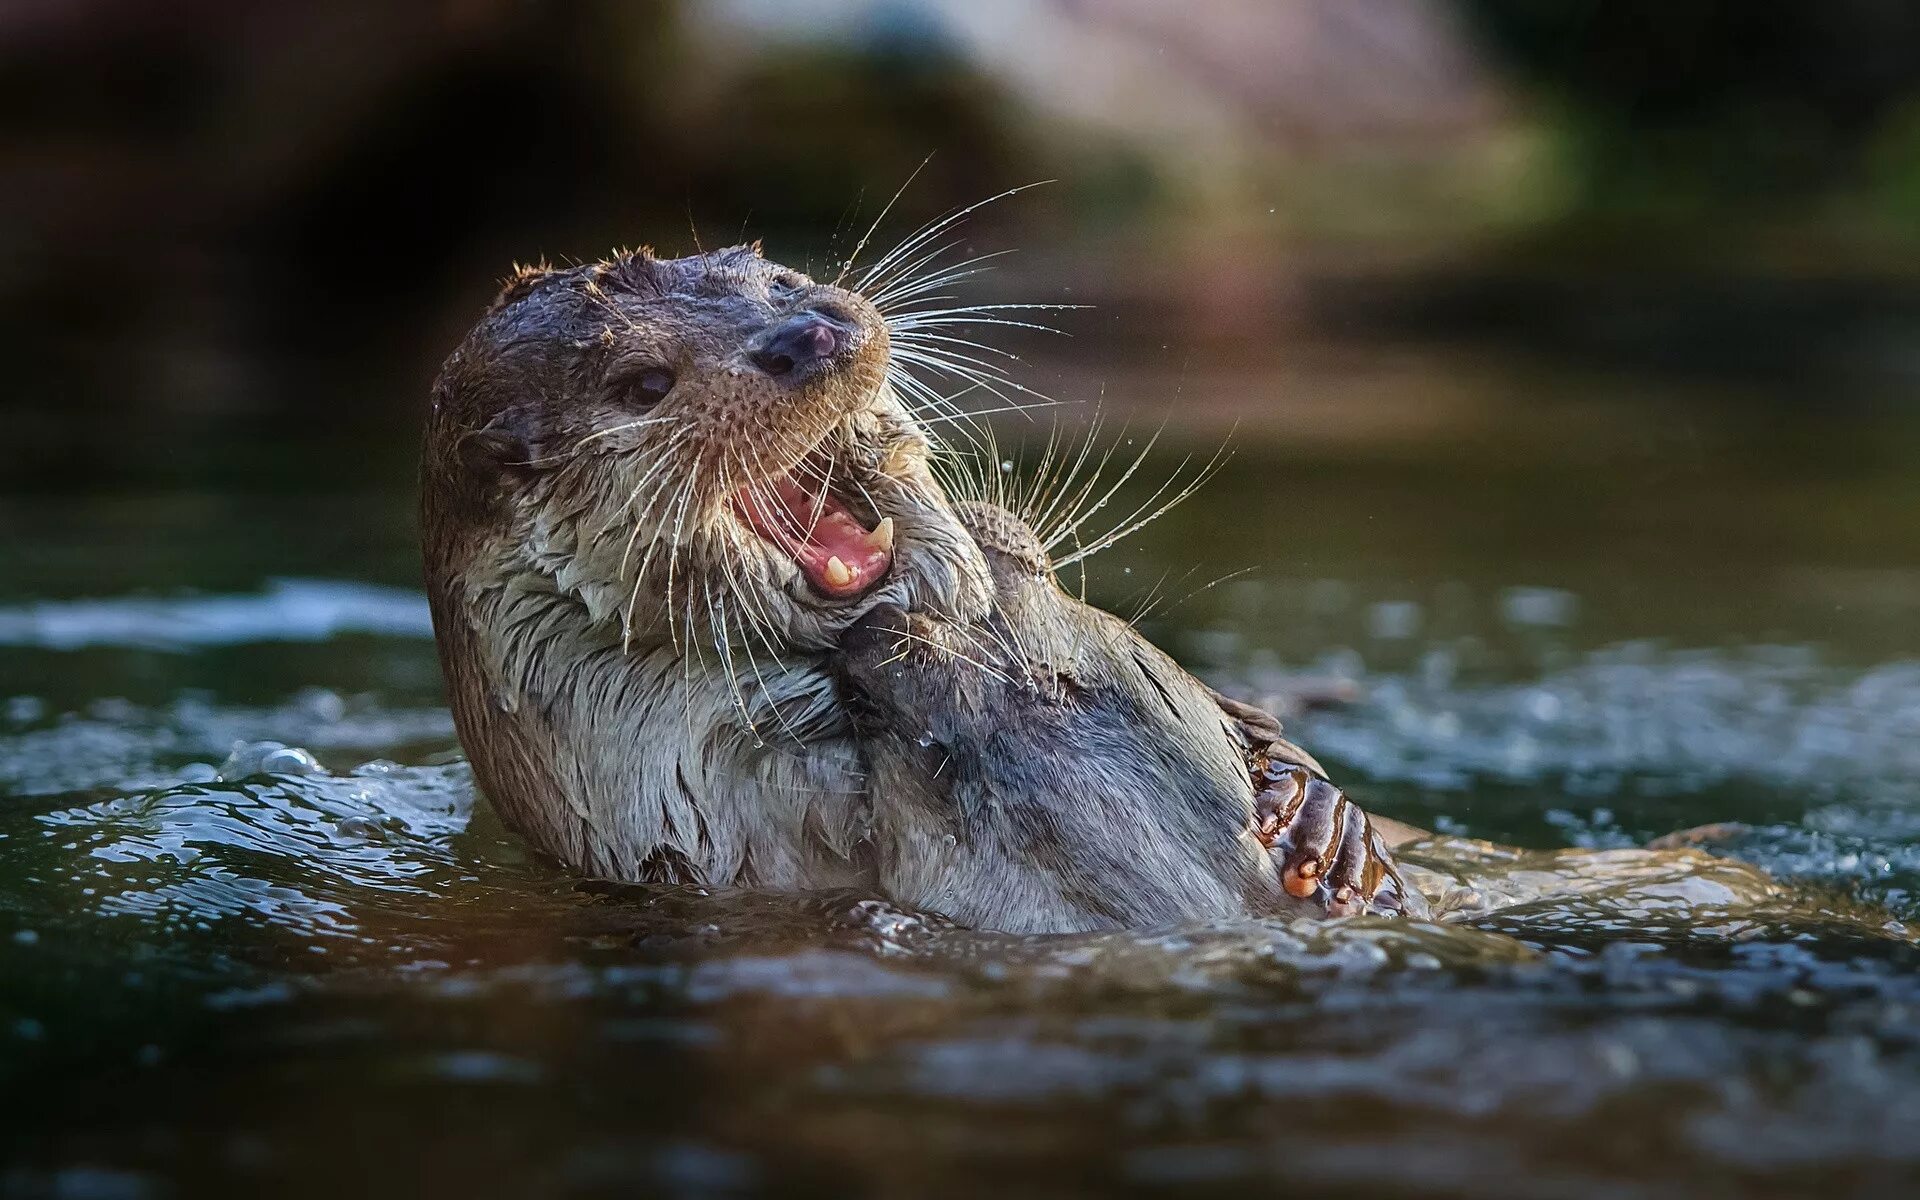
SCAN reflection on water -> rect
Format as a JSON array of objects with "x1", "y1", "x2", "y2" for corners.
[
  {"x1": 5, "y1": 738, "x2": 1920, "y2": 1197},
  {"x1": 0, "y1": 580, "x2": 433, "y2": 652},
  {"x1": 6, "y1": 383, "x2": 1920, "y2": 1197}
]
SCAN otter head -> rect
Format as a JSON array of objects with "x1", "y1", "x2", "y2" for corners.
[{"x1": 423, "y1": 245, "x2": 991, "y2": 657}]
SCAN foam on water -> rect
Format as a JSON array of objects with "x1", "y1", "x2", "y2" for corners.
[
  {"x1": 0, "y1": 579, "x2": 434, "y2": 651},
  {"x1": 1205, "y1": 634, "x2": 1920, "y2": 916},
  {"x1": 1236, "y1": 641, "x2": 1920, "y2": 799},
  {"x1": 0, "y1": 689, "x2": 454, "y2": 797}
]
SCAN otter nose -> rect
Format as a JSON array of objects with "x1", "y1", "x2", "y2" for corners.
[{"x1": 750, "y1": 312, "x2": 848, "y2": 377}]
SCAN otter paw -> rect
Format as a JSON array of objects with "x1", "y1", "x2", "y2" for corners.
[{"x1": 1253, "y1": 762, "x2": 1412, "y2": 918}]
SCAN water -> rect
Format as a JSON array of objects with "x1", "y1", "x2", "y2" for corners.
[{"x1": 5, "y1": 354, "x2": 1920, "y2": 1197}]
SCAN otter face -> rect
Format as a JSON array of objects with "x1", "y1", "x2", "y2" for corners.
[{"x1": 424, "y1": 245, "x2": 991, "y2": 655}]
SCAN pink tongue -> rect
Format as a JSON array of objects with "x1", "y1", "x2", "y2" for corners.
[{"x1": 735, "y1": 478, "x2": 893, "y2": 599}]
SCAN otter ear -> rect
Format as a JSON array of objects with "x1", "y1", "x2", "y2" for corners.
[
  {"x1": 1209, "y1": 688, "x2": 1329, "y2": 779},
  {"x1": 604, "y1": 247, "x2": 663, "y2": 296},
  {"x1": 492, "y1": 260, "x2": 556, "y2": 309}
]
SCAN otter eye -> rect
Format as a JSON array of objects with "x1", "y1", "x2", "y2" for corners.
[{"x1": 631, "y1": 368, "x2": 675, "y2": 407}]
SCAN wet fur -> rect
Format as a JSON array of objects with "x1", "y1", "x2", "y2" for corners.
[
  {"x1": 422, "y1": 247, "x2": 993, "y2": 885},
  {"x1": 837, "y1": 503, "x2": 1339, "y2": 933}
]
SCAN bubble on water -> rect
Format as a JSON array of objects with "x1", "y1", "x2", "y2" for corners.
[
  {"x1": 219, "y1": 742, "x2": 323, "y2": 780},
  {"x1": 333, "y1": 815, "x2": 386, "y2": 841},
  {"x1": 0, "y1": 695, "x2": 455, "y2": 798}
]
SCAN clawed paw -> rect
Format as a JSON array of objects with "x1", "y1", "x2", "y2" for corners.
[{"x1": 1253, "y1": 759, "x2": 1412, "y2": 918}]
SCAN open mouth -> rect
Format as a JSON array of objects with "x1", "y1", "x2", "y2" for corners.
[{"x1": 732, "y1": 469, "x2": 895, "y2": 600}]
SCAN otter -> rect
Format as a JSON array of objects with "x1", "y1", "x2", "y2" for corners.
[
  {"x1": 424, "y1": 244, "x2": 1821, "y2": 941},
  {"x1": 422, "y1": 245, "x2": 994, "y2": 888},
  {"x1": 420, "y1": 242, "x2": 1411, "y2": 930},
  {"x1": 835, "y1": 502, "x2": 1422, "y2": 934}
]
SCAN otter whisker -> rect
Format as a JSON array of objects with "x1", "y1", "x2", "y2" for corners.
[
  {"x1": 703, "y1": 577, "x2": 764, "y2": 746},
  {"x1": 1040, "y1": 425, "x2": 1164, "y2": 552},
  {"x1": 1030, "y1": 416, "x2": 1125, "y2": 546},
  {"x1": 714, "y1": 584, "x2": 790, "y2": 739},
  {"x1": 738, "y1": 474, "x2": 807, "y2": 548},
  {"x1": 737, "y1": 456, "x2": 823, "y2": 550},
  {"x1": 1134, "y1": 565, "x2": 1257, "y2": 628},
  {"x1": 834, "y1": 153, "x2": 933, "y2": 289},
  {"x1": 702, "y1": 508, "x2": 852, "y2": 760},
  {"x1": 885, "y1": 367, "x2": 998, "y2": 460},
  {"x1": 888, "y1": 317, "x2": 1074, "y2": 347},
  {"x1": 885, "y1": 361, "x2": 977, "y2": 427},
  {"x1": 1013, "y1": 414, "x2": 1084, "y2": 527},
  {"x1": 914, "y1": 593, "x2": 1021, "y2": 669},
  {"x1": 704, "y1": 560, "x2": 818, "y2": 760},
  {"x1": 571, "y1": 414, "x2": 683, "y2": 447},
  {"x1": 868, "y1": 246, "x2": 1015, "y2": 309},
  {"x1": 879, "y1": 626, "x2": 1020, "y2": 689},
  {"x1": 892, "y1": 329, "x2": 1027, "y2": 363},
  {"x1": 613, "y1": 428, "x2": 698, "y2": 587},
  {"x1": 1051, "y1": 438, "x2": 1232, "y2": 570},
  {"x1": 517, "y1": 415, "x2": 684, "y2": 467},
  {"x1": 916, "y1": 399, "x2": 1073, "y2": 427},
  {"x1": 613, "y1": 457, "x2": 701, "y2": 646},
  {"x1": 889, "y1": 300, "x2": 1086, "y2": 317},
  {"x1": 719, "y1": 565, "x2": 822, "y2": 754},
  {"x1": 890, "y1": 342, "x2": 1039, "y2": 393},
  {"x1": 651, "y1": 470, "x2": 705, "y2": 652},
  {"x1": 856, "y1": 181, "x2": 1053, "y2": 296},
  {"x1": 891, "y1": 345, "x2": 1053, "y2": 411}
]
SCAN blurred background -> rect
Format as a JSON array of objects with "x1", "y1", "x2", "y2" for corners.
[
  {"x1": 8, "y1": 0, "x2": 1920, "y2": 669},
  {"x1": 8, "y1": 0, "x2": 1920, "y2": 489}
]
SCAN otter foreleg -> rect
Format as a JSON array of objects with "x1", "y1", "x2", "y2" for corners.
[{"x1": 1252, "y1": 759, "x2": 1425, "y2": 919}]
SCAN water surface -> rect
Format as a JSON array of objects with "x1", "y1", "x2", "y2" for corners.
[{"x1": 5, "y1": 345, "x2": 1920, "y2": 1198}]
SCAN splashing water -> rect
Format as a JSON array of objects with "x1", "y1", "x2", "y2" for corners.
[{"x1": 8, "y1": 431, "x2": 1920, "y2": 1197}]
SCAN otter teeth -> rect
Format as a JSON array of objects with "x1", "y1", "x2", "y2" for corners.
[
  {"x1": 867, "y1": 517, "x2": 896, "y2": 553},
  {"x1": 823, "y1": 556, "x2": 856, "y2": 589}
]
